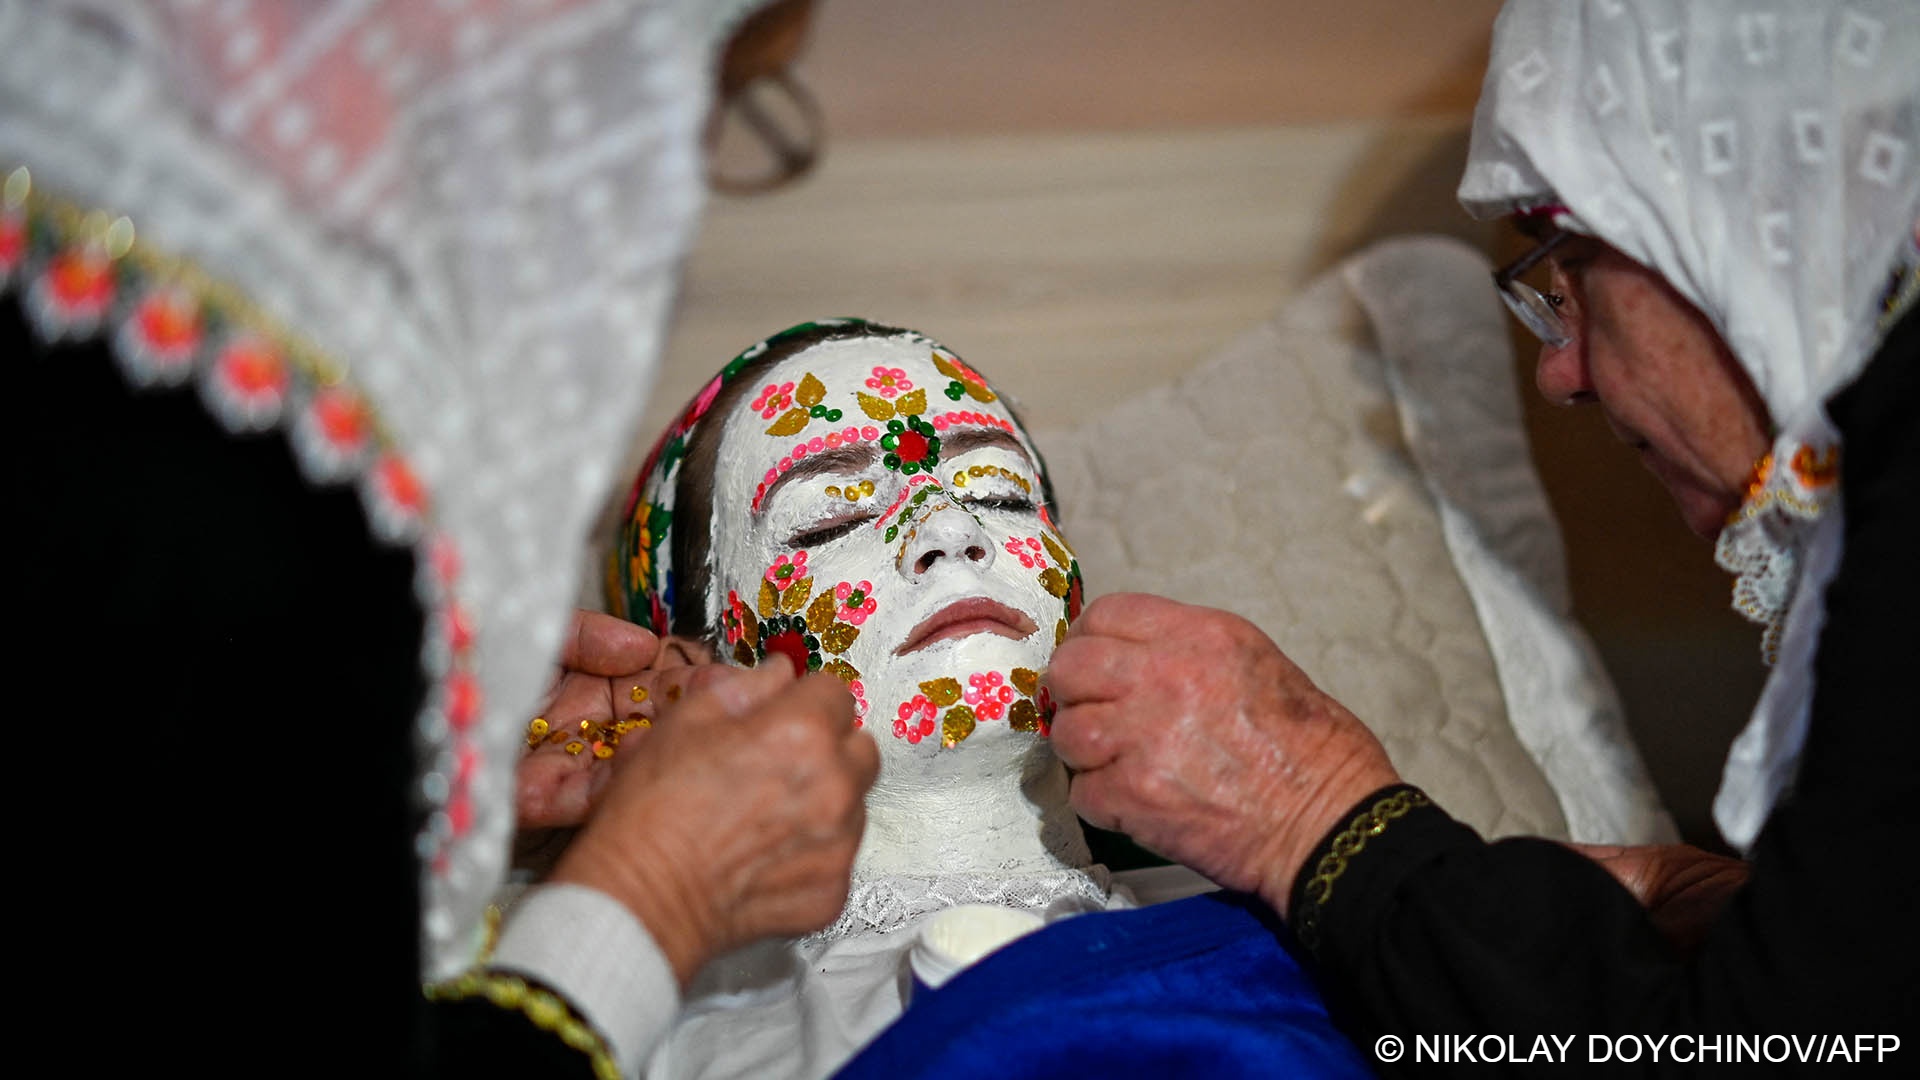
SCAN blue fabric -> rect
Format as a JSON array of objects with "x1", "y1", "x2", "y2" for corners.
[{"x1": 835, "y1": 891, "x2": 1372, "y2": 1078}]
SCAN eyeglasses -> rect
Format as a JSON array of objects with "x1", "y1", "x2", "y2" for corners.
[{"x1": 1492, "y1": 226, "x2": 1573, "y2": 349}]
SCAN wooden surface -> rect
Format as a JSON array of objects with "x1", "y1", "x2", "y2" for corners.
[{"x1": 650, "y1": 120, "x2": 1489, "y2": 436}]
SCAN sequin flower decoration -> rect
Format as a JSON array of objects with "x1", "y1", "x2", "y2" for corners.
[
  {"x1": 752, "y1": 380, "x2": 796, "y2": 420},
  {"x1": 834, "y1": 580, "x2": 878, "y2": 625},
  {"x1": 865, "y1": 366, "x2": 913, "y2": 398},
  {"x1": 964, "y1": 670, "x2": 1015, "y2": 721},
  {"x1": 894, "y1": 694, "x2": 938, "y2": 744},
  {"x1": 742, "y1": 551, "x2": 868, "y2": 678},
  {"x1": 721, "y1": 589, "x2": 752, "y2": 646},
  {"x1": 932, "y1": 350, "x2": 997, "y2": 403},
  {"x1": 1004, "y1": 536, "x2": 1049, "y2": 570},
  {"x1": 765, "y1": 550, "x2": 809, "y2": 589},
  {"x1": 902, "y1": 668, "x2": 1052, "y2": 748},
  {"x1": 880, "y1": 414, "x2": 940, "y2": 475},
  {"x1": 764, "y1": 372, "x2": 844, "y2": 436},
  {"x1": 1034, "y1": 530, "x2": 1084, "y2": 640},
  {"x1": 849, "y1": 679, "x2": 870, "y2": 728},
  {"x1": 854, "y1": 386, "x2": 941, "y2": 475}
]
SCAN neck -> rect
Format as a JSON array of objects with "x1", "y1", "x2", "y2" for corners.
[{"x1": 852, "y1": 728, "x2": 1090, "y2": 881}]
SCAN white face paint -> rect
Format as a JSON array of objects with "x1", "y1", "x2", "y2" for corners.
[{"x1": 706, "y1": 335, "x2": 1077, "y2": 797}]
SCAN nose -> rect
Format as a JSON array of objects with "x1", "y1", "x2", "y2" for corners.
[
  {"x1": 1534, "y1": 338, "x2": 1597, "y2": 406},
  {"x1": 896, "y1": 501, "x2": 995, "y2": 581}
]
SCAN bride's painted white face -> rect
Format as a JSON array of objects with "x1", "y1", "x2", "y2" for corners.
[{"x1": 705, "y1": 334, "x2": 1080, "y2": 757}]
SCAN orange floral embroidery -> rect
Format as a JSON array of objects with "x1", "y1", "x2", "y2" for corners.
[{"x1": 1789, "y1": 445, "x2": 1839, "y2": 488}]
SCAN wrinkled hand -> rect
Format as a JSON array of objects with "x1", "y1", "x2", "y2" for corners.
[
  {"x1": 517, "y1": 613, "x2": 715, "y2": 829},
  {"x1": 549, "y1": 663, "x2": 878, "y2": 985},
  {"x1": 1570, "y1": 842, "x2": 1750, "y2": 954},
  {"x1": 1047, "y1": 593, "x2": 1400, "y2": 916}
]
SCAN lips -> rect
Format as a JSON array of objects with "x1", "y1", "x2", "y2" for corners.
[{"x1": 895, "y1": 597, "x2": 1038, "y2": 655}]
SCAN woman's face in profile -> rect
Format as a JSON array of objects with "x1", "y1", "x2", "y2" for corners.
[{"x1": 705, "y1": 333, "x2": 1079, "y2": 758}]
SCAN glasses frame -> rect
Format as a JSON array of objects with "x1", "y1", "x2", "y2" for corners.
[{"x1": 1492, "y1": 226, "x2": 1574, "y2": 349}]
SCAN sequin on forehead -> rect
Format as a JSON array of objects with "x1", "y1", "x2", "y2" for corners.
[{"x1": 610, "y1": 317, "x2": 1069, "y2": 675}]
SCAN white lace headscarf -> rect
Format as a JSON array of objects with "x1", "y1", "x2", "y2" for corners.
[
  {"x1": 0, "y1": 0, "x2": 769, "y2": 976},
  {"x1": 1458, "y1": 0, "x2": 1919, "y2": 852}
]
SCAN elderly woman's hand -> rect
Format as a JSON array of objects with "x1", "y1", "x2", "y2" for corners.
[
  {"x1": 1046, "y1": 593, "x2": 1400, "y2": 918},
  {"x1": 1569, "y1": 842, "x2": 1751, "y2": 954},
  {"x1": 516, "y1": 613, "x2": 716, "y2": 830},
  {"x1": 549, "y1": 663, "x2": 878, "y2": 985}
]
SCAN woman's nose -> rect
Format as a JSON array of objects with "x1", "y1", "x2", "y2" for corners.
[
  {"x1": 1534, "y1": 338, "x2": 1597, "y2": 406},
  {"x1": 897, "y1": 502, "x2": 995, "y2": 581}
]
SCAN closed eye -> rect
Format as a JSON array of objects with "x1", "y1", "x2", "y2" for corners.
[
  {"x1": 961, "y1": 494, "x2": 1036, "y2": 513},
  {"x1": 787, "y1": 514, "x2": 876, "y2": 548}
]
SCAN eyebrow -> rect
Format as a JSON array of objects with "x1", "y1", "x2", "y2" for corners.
[
  {"x1": 754, "y1": 443, "x2": 879, "y2": 517},
  {"x1": 939, "y1": 427, "x2": 1035, "y2": 469}
]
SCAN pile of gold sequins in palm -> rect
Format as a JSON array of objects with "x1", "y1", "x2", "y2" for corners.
[{"x1": 526, "y1": 685, "x2": 655, "y2": 758}]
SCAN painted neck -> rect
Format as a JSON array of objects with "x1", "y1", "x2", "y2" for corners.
[{"x1": 853, "y1": 728, "x2": 1089, "y2": 881}]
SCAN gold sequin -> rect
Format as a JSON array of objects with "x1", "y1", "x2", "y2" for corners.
[
  {"x1": 826, "y1": 485, "x2": 841, "y2": 498},
  {"x1": 1054, "y1": 619, "x2": 1068, "y2": 646},
  {"x1": 821, "y1": 622, "x2": 860, "y2": 653},
  {"x1": 1008, "y1": 699, "x2": 1041, "y2": 732},
  {"x1": 666, "y1": 684, "x2": 682, "y2": 702},
  {"x1": 564, "y1": 740, "x2": 586, "y2": 755},
  {"x1": 920, "y1": 677, "x2": 963, "y2": 707},
  {"x1": 1041, "y1": 532, "x2": 1072, "y2": 567},
  {"x1": 1010, "y1": 668, "x2": 1040, "y2": 697},
  {"x1": 592, "y1": 744, "x2": 614, "y2": 759},
  {"x1": 780, "y1": 576, "x2": 814, "y2": 615},
  {"x1": 806, "y1": 591, "x2": 838, "y2": 633},
  {"x1": 941, "y1": 705, "x2": 977, "y2": 748},
  {"x1": 630, "y1": 685, "x2": 648, "y2": 704}
]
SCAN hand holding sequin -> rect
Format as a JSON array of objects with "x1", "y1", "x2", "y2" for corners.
[
  {"x1": 549, "y1": 664, "x2": 878, "y2": 986},
  {"x1": 513, "y1": 610, "x2": 667, "y2": 829},
  {"x1": 1045, "y1": 593, "x2": 1400, "y2": 916}
]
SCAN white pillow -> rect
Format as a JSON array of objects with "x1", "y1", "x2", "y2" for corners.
[{"x1": 1032, "y1": 235, "x2": 1675, "y2": 844}]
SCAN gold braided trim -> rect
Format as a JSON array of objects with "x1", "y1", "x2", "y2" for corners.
[
  {"x1": 1294, "y1": 787, "x2": 1430, "y2": 951},
  {"x1": 424, "y1": 970, "x2": 621, "y2": 1080}
]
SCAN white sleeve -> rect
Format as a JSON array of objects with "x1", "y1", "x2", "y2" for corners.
[{"x1": 490, "y1": 883, "x2": 682, "y2": 1077}]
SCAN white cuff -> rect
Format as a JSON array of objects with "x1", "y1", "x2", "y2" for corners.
[{"x1": 491, "y1": 883, "x2": 681, "y2": 1077}]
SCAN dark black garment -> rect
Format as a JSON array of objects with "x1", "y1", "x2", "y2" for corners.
[
  {"x1": 1288, "y1": 307, "x2": 1920, "y2": 1074},
  {"x1": 8, "y1": 294, "x2": 594, "y2": 1076}
]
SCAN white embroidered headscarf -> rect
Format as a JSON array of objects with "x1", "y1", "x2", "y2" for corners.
[
  {"x1": 0, "y1": 0, "x2": 769, "y2": 976},
  {"x1": 1458, "y1": 0, "x2": 1919, "y2": 852}
]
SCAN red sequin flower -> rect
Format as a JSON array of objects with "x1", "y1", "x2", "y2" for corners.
[
  {"x1": 1004, "y1": 536, "x2": 1049, "y2": 570},
  {"x1": 765, "y1": 550, "x2": 809, "y2": 589},
  {"x1": 964, "y1": 671, "x2": 1015, "y2": 720},
  {"x1": 865, "y1": 365, "x2": 913, "y2": 398},
  {"x1": 833, "y1": 580, "x2": 877, "y2": 625},
  {"x1": 894, "y1": 694, "x2": 938, "y2": 743},
  {"x1": 751, "y1": 380, "x2": 796, "y2": 420}
]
